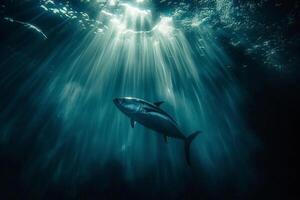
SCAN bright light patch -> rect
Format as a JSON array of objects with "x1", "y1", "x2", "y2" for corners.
[
  {"x1": 111, "y1": 18, "x2": 126, "y2": 33},
  {"x1": 107, "y1": 2, "x2": 153, "y2": 36},
  {"x1": 108, "y1": 0, "x2": 118, "y2": 6},
  {"x1": 121, "y1": 3, "x2": 151, "y2": 16},
  {"x1": 154, "y1": 17, "x2": 174, "y2": 36}
]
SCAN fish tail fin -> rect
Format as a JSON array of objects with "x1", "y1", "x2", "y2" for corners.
[{"x1": 184, "y1": 131, "x2": 201, "y2": 166}]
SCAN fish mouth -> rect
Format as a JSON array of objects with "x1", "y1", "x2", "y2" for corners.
[
  {"x1": 113, "y1": 98, "x2": 127, "y2": 114},
  {"x1": 113, "y1": 98, "x2": 119, "y2": 105},
  {"x1": 113, "y1": 98, "x2": 122, "y2": 106}
]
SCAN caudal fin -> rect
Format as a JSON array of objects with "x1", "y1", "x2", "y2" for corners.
[{"x1": 184, "y1": 131, "x2": 201, "y2": 166}]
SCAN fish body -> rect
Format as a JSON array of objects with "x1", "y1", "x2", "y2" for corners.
[{"x1": 113, "y1": 97, "x2": 201, "y2": 165}]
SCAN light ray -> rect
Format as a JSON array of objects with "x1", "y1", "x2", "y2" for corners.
[{"x1": 1, "y1": 0, "x2": 258, "y2": 191}]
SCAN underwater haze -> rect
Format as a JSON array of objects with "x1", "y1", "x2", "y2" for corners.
[{"x1": 0, "y1": 0, "x2": 299, "y2": 199}]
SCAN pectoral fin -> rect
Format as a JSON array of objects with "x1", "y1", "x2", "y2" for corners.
[
  {"x1": 153, "y1": 101, "x2": 164, "y2": 107},
  {"x1": 130, "y1": 119, "x2": 136, "y2": 128},
  {"x1": 163, "y1": 135, "x2": 168, "y2": 143}
]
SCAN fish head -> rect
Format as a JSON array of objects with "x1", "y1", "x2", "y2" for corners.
[{"x1": 113, "y1": 97, "x2": 141, "y2": 115}]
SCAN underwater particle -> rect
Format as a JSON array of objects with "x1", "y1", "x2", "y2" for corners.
[
  {"x1": 4, "y1": 17, "x2": 13, "y2": 22},
  {"x1": 191, "y1": 16, "x2": 209, "y2": 27},
  {"x1": 113, "y1": 97, "x2": 202, "y2": 165},
  {"x1": 40, "y1": 5, "x2": 48, "y2": 11},
  {"x1": 24, "y1": 24, "x2": 48, "y2": 39},
  {"x1": 51, "y1": 8, "x2": 59, "y2": 14},
  {"x1": 101, "y1": 10, "x2": 114, "y2": 17},
  {"x1": 4, "y1": 17, "x2": 47, "y2": 40},
  {"x1": 44, "y1": 0, "x2": 54, "y2": 5}
]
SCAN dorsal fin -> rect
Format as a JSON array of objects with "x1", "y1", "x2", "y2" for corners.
[{"x1": 153, "y1": 101, "x2": 164, "y2": 107}]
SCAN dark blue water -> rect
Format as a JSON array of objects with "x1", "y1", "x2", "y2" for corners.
[{"x1": 0, "y1": 0, "x2": 298, "y2": 199}]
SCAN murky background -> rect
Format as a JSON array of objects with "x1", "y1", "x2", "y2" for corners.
[{"x1": 0, "y1": 0, "x2": 299, "y2": 199}]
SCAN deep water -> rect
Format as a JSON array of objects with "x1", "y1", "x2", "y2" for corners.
[{"x1": 0, "y1": 0, "x2": 299, "y2": 199}]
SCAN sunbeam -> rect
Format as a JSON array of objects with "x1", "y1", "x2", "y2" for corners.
[
  {"x1": 9, "y1": 0, "x2": 257, "y2": 188},
  {"x1": 1, "y1": 0, "x2": 280, "y2": 197}
]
